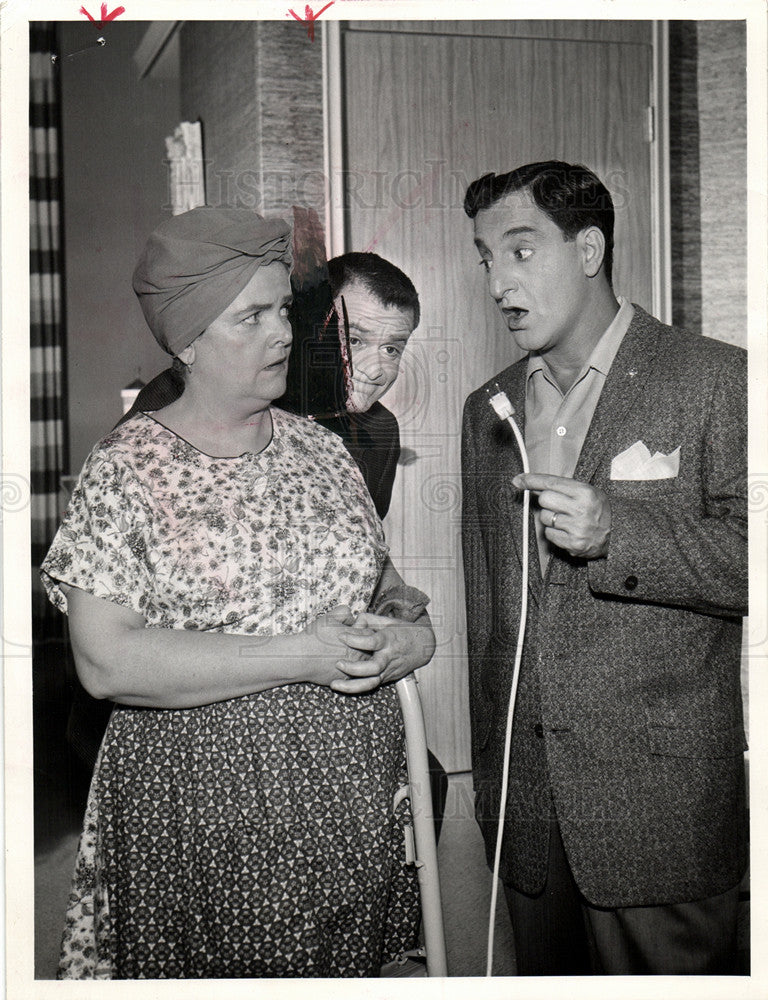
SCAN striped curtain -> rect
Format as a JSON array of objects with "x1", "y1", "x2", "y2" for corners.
[{"x1": 30, "y1": 23, "x2": 67, "y2": 635}]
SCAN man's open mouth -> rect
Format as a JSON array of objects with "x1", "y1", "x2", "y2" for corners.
[{"x1": 502, "y1": 307, "x2": 528, "y2": 327}]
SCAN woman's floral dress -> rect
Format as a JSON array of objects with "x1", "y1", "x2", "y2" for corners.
[{"x1": 41, "y1": 409, "x2": 420, "y2": 979}]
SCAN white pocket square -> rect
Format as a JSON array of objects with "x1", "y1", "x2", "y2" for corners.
[{"x1": 610, "y1": 441, "x2": 680, "y2": 481}]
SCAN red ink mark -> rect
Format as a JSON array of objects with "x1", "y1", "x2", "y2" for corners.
[
  {"x1": 80, "y1": 2, "x2": 125, "y2": 29},
  {"x1": 287, "y1": 1, "x2": 334, "y2": 42}
]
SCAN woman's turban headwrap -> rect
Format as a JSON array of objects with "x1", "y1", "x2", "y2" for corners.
[{"x1": 133, "y1": 207, "x2": 292, "y2": 356}]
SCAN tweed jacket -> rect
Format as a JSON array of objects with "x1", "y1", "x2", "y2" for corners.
[{"x1": 461, "y1": 306, "x2": 748, "y2": 908}]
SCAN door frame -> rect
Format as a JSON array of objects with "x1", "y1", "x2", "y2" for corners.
[{"x1": 322, "y1": 19, "x2": 345, "y2": 259}]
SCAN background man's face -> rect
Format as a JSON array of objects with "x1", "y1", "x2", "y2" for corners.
[
  {"x1": 335, "y1": 280, "x2": 414, "y2": 412},
  {"x1": 473, "y1": 189, "x2": 592, "y2": 358}
]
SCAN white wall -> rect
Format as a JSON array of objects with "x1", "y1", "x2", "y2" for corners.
[{"x1": 60, "y1": 21, "x2": 181, "y2": 473}]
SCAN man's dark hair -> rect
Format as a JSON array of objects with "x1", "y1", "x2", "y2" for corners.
[
  {"x1": 328, "y1": 251, "x2": 420, "y2": 329},
  {"x1": 464, "y1": 161, "x2": 615, "y2": 285}
]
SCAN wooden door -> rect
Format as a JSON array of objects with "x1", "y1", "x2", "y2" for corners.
[{"x1": 341, "y1": 21, "x2": 654, "y2": 771}]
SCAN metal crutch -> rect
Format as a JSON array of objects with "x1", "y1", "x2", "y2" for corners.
[{"x1": 394, "y1": 674, "x2": 448, "y2": 977}]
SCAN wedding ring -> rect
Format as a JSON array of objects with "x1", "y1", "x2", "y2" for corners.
[{"x1": 551, "y1": 512, "x2": 559, "y2": 529}]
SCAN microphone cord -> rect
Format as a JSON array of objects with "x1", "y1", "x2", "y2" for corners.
[{"x1": 484, "y1": 385, "x2": 531, "y2": 977}]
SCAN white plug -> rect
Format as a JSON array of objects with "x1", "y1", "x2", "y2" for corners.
[{"x1": 486, "y1": 384, "x2": 515, "y2": 421}]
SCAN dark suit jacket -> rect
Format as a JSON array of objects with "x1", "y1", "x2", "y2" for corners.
[{"x1": 461, "y1": 306, "x2": 748, "y2": 907}]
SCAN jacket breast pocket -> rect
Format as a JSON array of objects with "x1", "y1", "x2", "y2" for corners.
[{"x1": 647, "y1": 723, "x2": 748, "y2": 759}]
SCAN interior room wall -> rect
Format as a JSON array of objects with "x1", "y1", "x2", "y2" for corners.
[
  {"x1": 59, "y1": 21, "x2": 181, "y2": 474},
  {"x1": 60, "y1": 20, "x2": 325, "y2": 473},
  {"x1": 697, "y1": 21, "x2": 747, "y2": 348},
  {"x1": 668, "y1": 20, "x2": 749, "y2": 737},
  {"x1": 179, "y1": 21, "x2": 324, "y2": 215},
  {"x1": 669, "y1": 20, "x2": 747, "y2": 347}
]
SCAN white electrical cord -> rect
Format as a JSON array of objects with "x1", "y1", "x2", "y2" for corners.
[{"x1": 484, "y1": 385, "x2": 530, "y2": 978}]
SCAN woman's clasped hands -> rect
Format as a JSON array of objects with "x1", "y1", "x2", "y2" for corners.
[{"x1": 306, "y1": 606, "x2": 436, "y2": 695}]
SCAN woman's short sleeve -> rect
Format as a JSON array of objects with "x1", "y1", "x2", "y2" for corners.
[{"x1": 41, "y1": 447, "x2": 154, "y2": 618}]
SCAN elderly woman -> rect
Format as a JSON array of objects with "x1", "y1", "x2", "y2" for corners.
[{"x1": 41, "y1": 208, "x2": 435, "y2": 980}]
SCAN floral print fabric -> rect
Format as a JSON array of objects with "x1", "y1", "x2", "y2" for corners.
[{"x1": 42, "y1": 409, "x2": 420, "y2": 978}]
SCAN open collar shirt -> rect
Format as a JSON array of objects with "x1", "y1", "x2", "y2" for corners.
[{"x1": 525, "y1": 297, "x2": 635, "y2": 572}]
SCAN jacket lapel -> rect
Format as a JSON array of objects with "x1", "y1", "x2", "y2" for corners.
[
  {"x1": 483, "y1": 309, "x2": 662, "y2": 599},
  {"x1": 573, "y1": 306, "x2": 664, "y2": 485}
]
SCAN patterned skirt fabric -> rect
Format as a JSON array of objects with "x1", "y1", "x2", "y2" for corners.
[{"x1": 58, "y1": 682, "x2": 420, "y2": 979}]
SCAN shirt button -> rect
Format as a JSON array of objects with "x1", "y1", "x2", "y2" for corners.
[
  {"x1": 624, "y1": 575, "x2": 639, "y2": 591},
  {"x1": 556, "y1": 425, "x2": 566, "y2": 437},
  {"x1": 534, "y1": 723, "x2": 544, "y2": 738}
]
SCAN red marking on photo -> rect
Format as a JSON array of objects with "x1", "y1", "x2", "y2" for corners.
[
  {"x1": 287, "y1": 2, "x2": 334, "y2": 43},
  {"x1": 80, "y1": 3, "x2": 125, "y2": 29}
]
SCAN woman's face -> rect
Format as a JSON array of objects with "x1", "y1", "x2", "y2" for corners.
[{"x1": 184, "y1": 262, "x2": 293, "y2": 409}]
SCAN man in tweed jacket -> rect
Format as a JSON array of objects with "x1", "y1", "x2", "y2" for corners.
[{"x1": 461, "y1": 161, "x2": 747, "y2": 974}]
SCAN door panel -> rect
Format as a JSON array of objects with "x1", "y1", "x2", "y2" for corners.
[
  {"x1": 342, "y1": 27, "x2": 653, "y2": 771},
  {"x1": 348, "y1": 20, "x2": 652, "y2": 44}
]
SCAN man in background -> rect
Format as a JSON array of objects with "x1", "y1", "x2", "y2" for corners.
[{"x1": 461, "y1": 160, "x2": 747, "y2": 974}]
